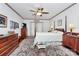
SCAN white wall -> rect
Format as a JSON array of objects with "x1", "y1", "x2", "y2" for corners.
[
  {"x1": 50, "y1": 4, "x2": 79, "y2": 32},
  {"x1": 23, "y1": 20, "x2": 50, "y2": 36},
  {"x1": 0, "y1": 3, "x2": 23, "y2": 36}
]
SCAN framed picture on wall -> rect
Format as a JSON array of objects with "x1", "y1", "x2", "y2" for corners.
[
  {"x1": 0, "y1": 14, "x2": 7, "y2": 28},
  {"x1": 14, "y1": 22, "x2": 19, "y2": 29},
  {"x1": 10, "y1": 21, "x2": 14, "y2": 29},
  {"x1": 10, "y1": 20, "x2": 19, "y2": 29},
  {"x1": 57, "y1": 19, "x2": 62, "y2": 26}
]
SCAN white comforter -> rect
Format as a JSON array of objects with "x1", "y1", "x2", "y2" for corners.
[{"x1": 33, "y1": 31, "x2": 63, "y2": 46}]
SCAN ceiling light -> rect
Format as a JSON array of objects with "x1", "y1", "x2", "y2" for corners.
[{"x1": 37, "y1": 12, "x2": 42, "y2": 15}]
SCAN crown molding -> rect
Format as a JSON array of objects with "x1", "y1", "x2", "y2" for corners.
[
  {"x1": 5, "y1": 3, "x2": 49, "y2": 20},
  {"x1": 49, "y1": 3, "x2": 77, "y2": 20},
  {"x1": 4, "y1": 3, "x2": 76, "y2": 21},
  {"x1": 23, "y1": 18, "x2": 49, "y2": 20},
  {"x1": 5, "y1": 3, "x2": 24, "y2": 19}
]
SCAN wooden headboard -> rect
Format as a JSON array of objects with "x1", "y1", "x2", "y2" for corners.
[
  {"x1": 64, "y1": 32, "x2": 79, "y2": 35},
  {"x1": 55, "y1": 28, "x2": 65, "y2": 32},
  {"x1": 54, "y1": 16, "x2": 67, "y2": 33}
]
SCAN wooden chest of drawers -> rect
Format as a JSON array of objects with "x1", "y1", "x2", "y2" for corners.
[
  {"x1": 0, "y1": 34, "x2": 18, "y2": 56},
  {"x1": 63, "y1": 32, "x2": 79, "y2": 53},
  {"x1": 19, "y1": 27, "x2": 27, "y2": 42}
]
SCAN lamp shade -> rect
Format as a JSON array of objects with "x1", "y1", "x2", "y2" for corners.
[
  {"x1": 50, "y1": 25, "x2": 53, "y2": 28},
  {"x1": 69, "y1": 24, "x2": 75, "y2": 32},
  {"x1": 69, "y1": 24, "x2": 74, "y2": 29}
]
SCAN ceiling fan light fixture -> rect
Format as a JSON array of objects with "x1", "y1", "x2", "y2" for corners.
[{"x1": 37, "y1": 12, "x2": 42, "y2": 16}]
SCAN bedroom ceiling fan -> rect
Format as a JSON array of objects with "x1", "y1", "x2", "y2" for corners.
[
  {"x1": 30, "y1": 7, "x2": 49, "y2": 37},
  {"x1": 30, "y1": 7, "x2": 49, "y2": 16}
]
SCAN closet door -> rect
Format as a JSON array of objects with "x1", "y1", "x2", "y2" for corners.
[
  {"x1": 36, "y1": 23, "x2": 43, "y2": 32},
  {"x1": 30, "y1": 23, "x2": 35, "y2": 36},
  {"x1": 30, "y1": 22, "x2": 43, "y2": 36}
]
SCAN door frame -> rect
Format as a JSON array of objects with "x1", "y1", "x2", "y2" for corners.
[{"x1": 30, "y1": 22, "x2": 43, "y2": 36}]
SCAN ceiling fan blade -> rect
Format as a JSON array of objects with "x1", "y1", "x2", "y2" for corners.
[
  {"x1": 33, "y1": 14, "x2": 36, "y2": 16},
  {"x1": 30, "y1": 10, "x2": 35, "y2": 12},
  {"x1": 37, "y1": 8, "x2": 40, "y2": 10},
  {"x1": 41, "y1": 8, "x2": 44, "y2": 11},
  {"x1": 40, "y1": 14, "x2": 42, "y2": 16},
  {"x1": 37, "y1": 8, "x2": 43, "y2": 12},
  {"x1": 42, "y1": 12, "x2": 49, "y2": 14}
]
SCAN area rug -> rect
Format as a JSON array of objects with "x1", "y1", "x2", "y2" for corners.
[{"x1": 10, "y1": 37, "x2": 78, "y2": 56}]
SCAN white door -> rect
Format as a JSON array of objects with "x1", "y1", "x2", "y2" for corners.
[
  {"x1": 36, "y1": 23, "x2": 43, "y2": 32},
  {"x1": 30, "y1": 22, "x2": 43, "y2": 36},
  {"x1": 30, "y1": 23, "x2": 35, "y2": 36}
]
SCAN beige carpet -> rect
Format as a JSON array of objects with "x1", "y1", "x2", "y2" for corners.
[{"x1": 10, "y1": 37, "x2": 78, "y2": 56}]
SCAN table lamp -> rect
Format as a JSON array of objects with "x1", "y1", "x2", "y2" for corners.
[
  {"x1": 50, "y1": 25, "x2": 53, "y2": 31},
  {"x1": 69, "y1": 24, "x2": 74, "y2": 32}
]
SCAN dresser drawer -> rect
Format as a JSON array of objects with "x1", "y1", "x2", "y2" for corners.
[{"x1": 0, "y1": 40, "x2": 18, "y2": 54}]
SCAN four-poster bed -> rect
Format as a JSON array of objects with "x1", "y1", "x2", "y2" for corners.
[{"x1": 33, "y1": 16, "x2": 67, "y2": 47}]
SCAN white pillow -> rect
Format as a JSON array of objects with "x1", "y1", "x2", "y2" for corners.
[{"x1": 52, "y1": 30, "x2": 58, "y2": 32}]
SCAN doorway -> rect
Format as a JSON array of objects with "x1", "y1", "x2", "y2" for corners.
[{"x1": 30, "y1": 22, "x2": 43, "y2": 36}]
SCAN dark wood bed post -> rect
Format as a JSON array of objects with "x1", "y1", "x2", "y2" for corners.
[
  {"x1": 65, "y1": 16, "x2": 67, "y2": 32},
  {"x1": 34, "y1": 15, "x2": 37, "y2": 37},
  {"x1": 54, "y1": 21, "x2": 55, "y2": 30}
]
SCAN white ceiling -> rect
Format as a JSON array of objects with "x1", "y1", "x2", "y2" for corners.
[{"x1": 8, "y1": 3, "x2": 72, "y2": 20}]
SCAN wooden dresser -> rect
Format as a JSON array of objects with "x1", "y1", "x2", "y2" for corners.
[
  {"x1": 19, "y1": 27, "x2": 27, "y2": 42},
  {"x1": 21, "y1": 27, "x2": 27, "y2": 39},
  {"x1": 63, "y1": 32, "x2": 79, "y2": 53},
  {"x1": 0, "y1": 34, "x2": 18, "y2": 56}
]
